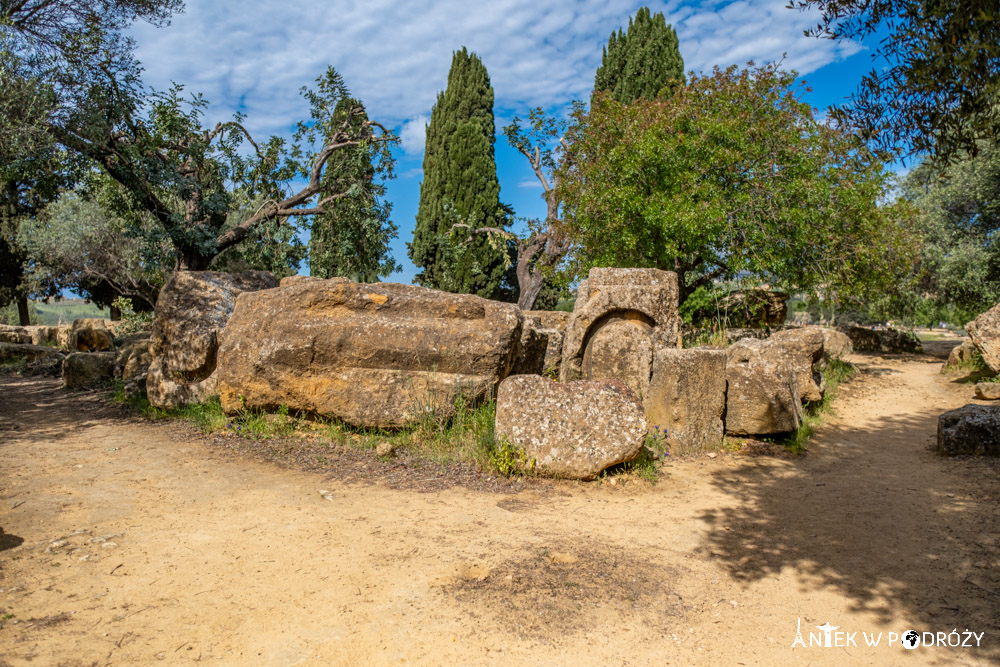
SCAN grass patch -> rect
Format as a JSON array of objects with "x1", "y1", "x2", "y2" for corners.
[
  {"x1": 110, "y1": 383, "x2": 519, "y2": 476},
  {"x1": 602, "y1": 445, "x2": 660, "y2": 483},
  {"x1": 777, "y1": 358, "x2": 858, "y2": 455}
]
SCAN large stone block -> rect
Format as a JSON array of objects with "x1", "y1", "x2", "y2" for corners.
[
  {"x1": 147, "y1": 270, "x2": 278, "y2": 409},
  {"x1": 725, "y1": 345, "x2": 802, "y2": 436},
  {"x1": 837, "y1": 325, "x2": 922, "y2": 354},
  {"x1": 560, "y1": 268, "x2": 680, "y2": 400},
  {"x1": 937, "y1": 404, "x2": 1000, "y2": 456},
  {"x1": 645, "y1": 348, "x2": 726, "y2": 451},
  {"x1": 0, "y1": 325, "x2": 32, "y2": 344},
  {"x1": 69, "y1": 318, "x2": 115, "y2": 352},
  {"x1": 523, "y1": 310, "x2": 569, "y2": 375},
  {"x1": 523, "y1": 310, "x2": 571, "y2": 334},
  {"x1": 494, "y1": 375, "x2": 646, "y2": 480},
  {"x1": 62, "y1": 351, "x2": 115, "y2": 389},
  {"x1": 114, "y1": 335, "x2": 152, "y2": 399},
  {"x1": 216, "y1": 277, "x2": 524, "y2": 428},
  {"x1": 967, "y1": 303, "x2": 1000, "y2": 373},
  {"x1": 510, "y1": 316, "x2": 549, "y2": 376},
  {"x1": 27, "y1": 325, "x2": 62, "y2": 347}
]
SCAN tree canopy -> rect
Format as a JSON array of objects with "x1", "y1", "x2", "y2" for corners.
[
  {"x1": 409, "y1": 47, "x2": 514, "y2": 300},
  {"x1": 48, "y1": 69, "x2": 395, "y2": 271},
  {"x1": 791, "y1": 0, "x2": 1000, "y2": 161},
  {"x1": 897, "y1": 141, "x2": 1000, "y2": 322},
  {"x1": 310, "y1": 97, "x2": 399, "y2": 282},
  {"x1": 593, "y1": 6, "x2": 685, "y2": 104},
  {"x1": 19, "y1": 186, "x2": 174, "y2": 310},
  {"x1": 559, "y1": 62, "x2": 919, "y2": 307}
]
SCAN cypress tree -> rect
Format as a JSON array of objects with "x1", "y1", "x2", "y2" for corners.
[
  {"x1": 310, "y1": 97, "x2": 399, "y2": 281},
  {"x1": 408, "y1": 47, "x2": 512, "y2": 300},
  {"x1": 594, "y1": 7, "x2": 685, "y2": 103}
]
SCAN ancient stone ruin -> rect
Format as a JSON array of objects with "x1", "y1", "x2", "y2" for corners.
[
  {"x1": 146, "y1": 270, "x2": 278, "y2": 409},
  {"x1": 494, "y1": 375, "x2": 647, "y2": 480},
  {"x1": 560, "y1": 267, "x2": 681, "y2": 398},
  {"x1": 216, "y1": 276, "x2": 523, "y2": 428}
]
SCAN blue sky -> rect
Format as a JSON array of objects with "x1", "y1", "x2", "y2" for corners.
[{"x1": 129, "y1": 0, "x2": 883, "y2": 284}]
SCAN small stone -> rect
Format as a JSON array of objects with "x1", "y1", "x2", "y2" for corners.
[
  {"x1": 101, "y1": 541, "x2": 118, "y2": 549},
  {"x1": 974, "y1": 382, "x2": 1000, "y2": 400},
  {"x1": 375, "y1": 442, "x2": 394, "y2": 457},
  {"x1": 707, "y1": 452, "x2": 717, "y2": 459}
]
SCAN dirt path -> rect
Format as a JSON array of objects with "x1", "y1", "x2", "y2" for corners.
[{"x1": 1, "y1": 349, "x2": 998, "y2": 666}]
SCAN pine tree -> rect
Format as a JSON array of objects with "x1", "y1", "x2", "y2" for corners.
[
  {"x1": 594, "y1": 7, "x2": 685, "y2": 104},
  {"x1": 408, "y1": 48, "x2": 513, "y2": 300},
  {"x1": 310, "y1": 97, "x2": 399, "y2": 281}
]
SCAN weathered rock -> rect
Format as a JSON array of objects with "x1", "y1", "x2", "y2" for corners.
[
  {"x1": 0, "y1": 342, "x2": 65, "y2": 376},
  {"x1": 0, "y1": 325, "x2": 32, "y2": 344},
  {"x1": 725, "y1": 345, "x2": 802, "y2": 435},
  {"x1": 718, "y1": 289, "x2": 789, "y2": 327},
  {"x1": 523, "y1": 310, "x2": 571, "y2": 334},
  {"x1": 937, "y1": 404, "x2": 1000, "y2": 456},
  {"x1": 511, "y1": 316, "x2": 549, "y2": 376},
  {"x1": 967, "y1": 303, "x2": 1000, "y2": 373},
  {"x1": 216, "y1": 278, "x2": 523, "y2": 428},
  {"x1": 584, "y1": 319, "x2": 655, "y2": 398},
  {"x1": 62, "y1": 351, "x2": 115, "y2": 389},
  {"x1": 947, "y1": 340, "x2": 980, "y2": 367},
  {"x1": 494, "y1": 375, "x2": 647, "y2": 480},
  {"x1": 645, "y1": 347, "x2": 727, "y2": 451},
  {"x1": 813, "y1": 327, "x2": 853, "y2": 359},
  {"x1": 114, "y1": 335, "x2": 151, "y2": 398},
  {"x1": 523, "y1": 311, "x2": 569, "y2": 376},
  {"x1": 69, "y1": 318, "x2": 115, "y2": 352},
  {"x1": 837, "y1": 326, "x2": 922, "y2": 354},
  {"x1": 28, "y1": 325, "x2": 63, "y2": 347},
  {"x1": 0, "y1": 341, "x2": 63, "y2": 363},
  {"x1": 761, "y1": 328, "x2": 828, "y2": 402},
  {"x1": 147, "y1": 270, "x2": 278, "y2": 409},
  {"x1": 561, "y1": 268, "x2": 680, "y2": 401},
  {"x1": 974, "y1": 383, "x2": 1000, "y2": 400},
  {"x1": 539, "y1": 326, "x2": 564, "y2": 376}
]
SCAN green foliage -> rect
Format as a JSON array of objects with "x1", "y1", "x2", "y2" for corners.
[
  {"x1": 594, "y1": 6, "x2": 685, "y2": 104},
  {"x1": 894, "y1": 143, "x2": 1000, "y2": 321},
  {"x1": 943, "y1": 347, "x2": 988, "y2": 373},
  {"x1": 560, "y1": 62, "x2": 920, "y2": 308},
  {"x1": 47, "y1": 66, "x2": 393, "y2": 273},
  {"x1": 0, "y1": 300, "x2": 39, "y2": 325},
  {"x1": 485, "y1": 435, "x2": 529, "y2": 477},
  {"x1": 20, "y1": 187, "x2": 172, "y2": 309},
  {"x1": 791, "y1": 0, "x2": 1000, "y2": 161},
  {"x1": 310, "y1": 97, "x2": 399, "y2": 281},
  {"x1": 110, "y1": 297, "x2": 154, "y2": 335},
  {"x1": 409, "y1": 47, "x2": 513, "y2": 300},
  {"x1": 679, "y1": 285, "x2": 727, "y2": 325},
  {"x1": 0, "y1": 50, "x2": 81, "y2": 315}
]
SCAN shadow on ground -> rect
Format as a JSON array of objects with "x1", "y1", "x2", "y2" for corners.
[{"x1": 698, "y1": 401, "x2": 1000, "y2": 655}]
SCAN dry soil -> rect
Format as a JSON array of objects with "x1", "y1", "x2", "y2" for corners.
[{"x1": 1, "y1": 343, "x2": 998, "y2": 666}]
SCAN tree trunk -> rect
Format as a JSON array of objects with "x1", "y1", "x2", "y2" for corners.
[
  {"x1": 517, "y1": 271, "x2": 546, "y2": 311},
  {"x1": 178, "y1": 248, "x2": 212, "y2": 272},
  {"x1": 109, "y1": 303, "x2": 122, "y2": 321},
  {"x1": 16, "y1": 296, "x2": 29, "y2": 326}
]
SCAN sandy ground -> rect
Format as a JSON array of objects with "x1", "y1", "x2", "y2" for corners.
[{"x1": 1, "y1": 343, "x2": 998, "y2": 666}]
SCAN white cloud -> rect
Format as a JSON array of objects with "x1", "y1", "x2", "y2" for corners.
[
  {"x1": 518, "y1": 179, "x2": 544, "y2": 188},
  {"x1": 399, "y1": 115, "x2": 429, "y2": 155},
  {"x1": 130, "y1": 0, "x2": 865, "y2": 143}
]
